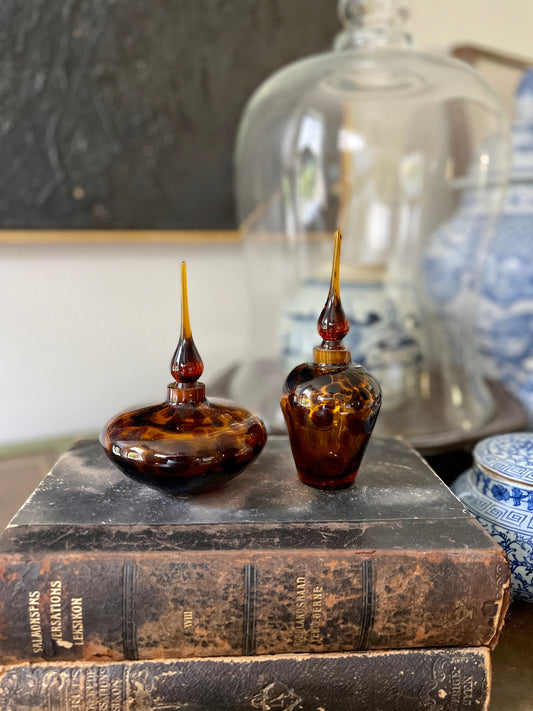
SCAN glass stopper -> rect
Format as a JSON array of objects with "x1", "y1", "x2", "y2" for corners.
[
  {"x1": 314, "y1": 231, "x2": 351, "y2": 365},
  {"x1": 171, "y1": 261, "x2": 204, "y2": 385}
]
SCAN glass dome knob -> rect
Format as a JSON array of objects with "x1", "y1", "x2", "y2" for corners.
[{"x1": 335, "y1": 0, "x2": 411, "y2": 49}]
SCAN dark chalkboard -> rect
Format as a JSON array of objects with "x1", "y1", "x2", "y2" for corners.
[{"x1": 0, "y1": 1, "x2": 339, "y2": 229}]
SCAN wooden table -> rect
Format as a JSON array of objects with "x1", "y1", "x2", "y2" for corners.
[{"x1": 490, "y1": 601, "x2": 533, "y2": 710}]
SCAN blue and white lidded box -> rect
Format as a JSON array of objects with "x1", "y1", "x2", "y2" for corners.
[{"x1": 452, "y1": 432, "x2": 533, "y2": 602}]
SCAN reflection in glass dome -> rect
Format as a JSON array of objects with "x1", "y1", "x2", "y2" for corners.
[
  {"x1": 424, "y1": 66, "x2": 533, "y2": 425},
  {"x1": 231, "y1": 0, "x2": 510, "y2": 448}
]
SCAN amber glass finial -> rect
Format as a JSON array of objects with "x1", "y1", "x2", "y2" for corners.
[
  {"x1": 314, "y1": 230, "x2": 351, "y2": 366},
  {"x1": 100, "y1": 262, "x2": 267, "y2": 494},
  {"x1": 281, "y1": 230, "x2": 382, "y2": 489},
  {"x1": 171, "y1": 261, "x2": 204, "y2": 385},
  {"x1": 317, "y1": 230, "x2": 350, "y2": 345}
]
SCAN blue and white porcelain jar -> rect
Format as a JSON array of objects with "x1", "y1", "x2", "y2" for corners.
[
  {"x1": 452, "y1": 432, "x2": 533, "y2": 602},
  {"x1": 424, "y1": 68, "x2": 533, "y2": 423}
]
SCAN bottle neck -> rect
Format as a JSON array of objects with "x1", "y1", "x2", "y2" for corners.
[
  {"x1": 313, "y1": 346, "x2": 351, "y2": 365},
  {"x1": 334, "y1": 0, "x2": 412, "y2": 51},
  {"x1": 167, "y1": 382, "x2": 206, "y2": 405}
]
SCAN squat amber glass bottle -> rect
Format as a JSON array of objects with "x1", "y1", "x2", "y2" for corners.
[
  {"x1": 100, "y1": 262, "x2": 267, "y2": 494},
  {"x1": 281, "y1": 231, "x2": 382, "y2": 489}
]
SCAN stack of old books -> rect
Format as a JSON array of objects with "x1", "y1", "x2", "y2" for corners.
[{"x1": 0, "y1": 436, "x2": 509, "y2": 710}]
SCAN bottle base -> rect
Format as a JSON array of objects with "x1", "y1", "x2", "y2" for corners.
[{"x1": 296, "y1": 469, "x2": 358, "y2": 490}]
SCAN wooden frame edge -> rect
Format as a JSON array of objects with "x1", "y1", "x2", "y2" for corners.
[{"x1": 0, "y1": 230, "x2": 241, "y2": 245}]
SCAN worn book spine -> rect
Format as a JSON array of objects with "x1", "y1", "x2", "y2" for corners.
[
  {"x1": 0, "y1": 647, "x2": 491, "y2": 711},
  {"x1": 0, "y1": 545, "x2": 508, "y2": 664}
]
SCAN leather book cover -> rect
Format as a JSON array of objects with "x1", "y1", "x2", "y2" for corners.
[
  {"x1": 0, "y1": 647, "x2": 491, "y2": 711},
  {"x1": 0, "y1": 436, "x2": 509, "y2": 663}
]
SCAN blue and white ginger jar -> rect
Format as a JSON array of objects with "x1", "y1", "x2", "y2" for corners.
[
  {"x1": 423, "y1": 68, "x2": 533, "y2": 423},
  {"x1": 452, "y1": 432, "x2": 533, "y2": 602}
]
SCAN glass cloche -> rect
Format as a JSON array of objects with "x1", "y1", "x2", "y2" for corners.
[
  {"x1": 231, "y1": 0, "x2": 511, "y2": 449},
  {"x1": 424, "y1": 67, "x2": 533, "y2": 426}
]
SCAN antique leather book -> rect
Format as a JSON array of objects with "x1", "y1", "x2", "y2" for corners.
[
  {"x1": 0, "y1": 647, "x2": 491, "y2": 711},
  {"x1": 0, "y1": 437, "x2": 509, "y2": 663}
]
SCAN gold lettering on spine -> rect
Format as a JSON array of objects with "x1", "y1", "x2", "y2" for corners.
[
  {"x1": 28, "y1": 590, "x2": 43, "y2": 654},
  {"x1": 85, "y1": 668, "x2": 98, "y2": 709},
  {"x1": 462, "y1": 676, "x2": 473, "y2": 707},
  {"x1": 310, "y1": 586, "x2": 323, "y2": 642},
  {"x1": 184, "y1": 610, "x2": 193, "y2": 629},
  {"x1": 98, "y1": 668, "x2": 111, "y2": 708},
  {"x1": 294, "y1": 576, "x2": 307, "y2": 645},
  {"x1": 69, "y1": 669, "x2": 83, "y2": 711},
  {"x1": 71, "y1": 597, "x2": 84, "y2": 645},
  {"x1": 50, "y1": 580, "x2": 63, "y2": 641},
  {"x1": 450, "y1": 669, "x2": 463, "y2": 710},
  {"x1": 111, "y1": 678, "x2": 123, "y2": 711}
]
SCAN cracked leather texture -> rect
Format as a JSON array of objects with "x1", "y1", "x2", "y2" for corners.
[{"x1": 0, "y1": 648, "x2": 490, "y2": 710}]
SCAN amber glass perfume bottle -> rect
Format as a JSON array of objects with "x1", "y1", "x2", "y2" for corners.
[
  {"x1": 281, "y1": 231, "x2": 382, "y2": 489},
  {"x1": 100, "y1": 262, "x2": 267, "y2": 494}
]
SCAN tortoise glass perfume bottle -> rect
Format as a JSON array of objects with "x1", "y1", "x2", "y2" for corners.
[
  {"x1": 281, "y1": 231, "x2": 382, "y2": 489},
  {"x1": 100, "y1": 262, "x2": 267, "y2": 494}
]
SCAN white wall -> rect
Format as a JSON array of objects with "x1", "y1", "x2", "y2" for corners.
[
  {"x1": 2, "y1": 0, "x2": 532, "y2": 447},
  {"x1": 410, "y1": 0, "x2": 533, "y2": 58},
  {"x1": 0, "y1": 242, "x2": 247, "y2": 446},
  {"x1": 410, "y1": 0, "x2": 533, "y2": 115}
]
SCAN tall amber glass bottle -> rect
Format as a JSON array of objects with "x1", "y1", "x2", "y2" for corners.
[{"x1": 281, "y1": 231, "x2": 381, "y2": 489}]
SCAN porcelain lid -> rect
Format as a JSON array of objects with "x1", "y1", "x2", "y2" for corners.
[{"x1": 473, "y1": 432, "x2": 533, "y2": 486}]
